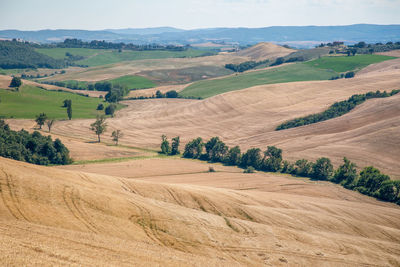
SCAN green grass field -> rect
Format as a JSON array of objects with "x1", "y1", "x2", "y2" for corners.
[
  {"x1": 304, "y1": 54, "x2": 396, "y2": 72},
  {"x1": 75, "y1": 49, "x2": 216, "y2": 67},
  {"x1": 37, "y1": 47, "x2": 216, "y2": 67},
  {"x1": 0, "y1": 85, "x2": 123, "y2": 119},
  {"x1": 109, "y1": 75, "x2": 156, "y2": 89},
  {"x1": 36, "y1": 48, "x2": 105, "y2": 59},
  {"x1": 180, "y1": 63, "x2": 337, "y2": 98}
]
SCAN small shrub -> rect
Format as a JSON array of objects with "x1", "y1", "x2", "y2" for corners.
[{"x1": 208, "y1": 166, "x2": 216, "y2": 172}]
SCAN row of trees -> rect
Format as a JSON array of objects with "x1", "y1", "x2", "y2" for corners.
[
  {"x1": 89, "y1": 115, "x2": 122, "y2": 144},
  {"x1": 329, "y1": 71, "x2": 355, "y2": 80},
  {"x1": 126, "y1": 90, "x2": 183, "y2": 100},
  {"x1": 276, "y1": 89, "x2": 399, "y2": 130},
  {"x1": 0, "y1": 120, "x2": 72, "y2": 165},
  {"x1": 161, "y1": 135, "x2": 399, "y2": 204},
  {"x1": 225, "y1": 59, "x2": 269, "y2": 73},
  {"x1": 56, "y1": 39, "x2": 188, "y2": 51}
]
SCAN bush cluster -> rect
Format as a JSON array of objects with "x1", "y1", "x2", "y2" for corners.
[
  {"x1": 0, "y1": 120, "x2": 72, "y2": 165},
  {"x1": 161, "y1": 135, "x2": 400, "y2": 205},
  {"x1": 276, "y1": 89, "x2": 399, "y2": 130}
]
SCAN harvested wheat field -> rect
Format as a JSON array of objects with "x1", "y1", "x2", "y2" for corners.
[
  {"x1": 1, "y1": 157, "x2": 400, "y2": 266},
  {"x1": 235, "y1": 42, "x2": 295, "y2": 61},
  {"x1": 48, "y1": 63, "x2": 400, "y2": 178},
  {"x1": 46, "y1": 43, "x2": 292, "y2": 84}
]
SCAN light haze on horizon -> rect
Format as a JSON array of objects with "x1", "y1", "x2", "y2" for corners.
[{"x1": 1, "y1": 0, "x2": 400, "y2": 30}]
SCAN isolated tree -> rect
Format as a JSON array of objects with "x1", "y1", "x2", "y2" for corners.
[
  {"x1": 9, "y1": 76, "x2": 22, "y2": 88},
  {"x1": 111, "y1": 130, "x2": 123, "y2": 145},
  {"x1": 90, "y1": 115, "x2": 107, "y2": 142},
  {"x1": 97, "y1": 103, "x2": 104, "y2": 110},
  {"x1": 170, "y1": 136, "x2": 180, "y2": 155},
  {"x1": 35, "y1": 113, "x2": 47, "y2": 129},
  {"x1": 67, "y1": 102, "x2": 72, "y2": 120},
  {"x1": 46, "y1": 119, "x2": 55, "y2": 133},
  {"x1": 63, "y1": 99, "x2": 71, "y2": 108},
  {"x1": 160, "y1": 135, "x2": 171, "y2": 154}
]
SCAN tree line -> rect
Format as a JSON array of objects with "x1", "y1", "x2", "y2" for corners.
[
  {"x1": 276, "y1": 89, "x2": 400, "y2": 130},
  {"x1": 225, "y1": 59, "x2": 269, "y2": 73},
  {"x1": 47, "y1": 38, "x2": 188, "y2": 51},
  {"x1": 0, "y1": 120, "x2": 72, "y2": 165},
  {"x1": 160, "y1": 135, "x2": 400, "y2": 205}
]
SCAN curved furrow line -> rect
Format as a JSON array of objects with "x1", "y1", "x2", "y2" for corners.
[
  {"x1": 0, "y1": 169, "x2": 29, "y2": 221},
  {"x1": 62, "y1": 186, "x2": 98, "y2": 233}
]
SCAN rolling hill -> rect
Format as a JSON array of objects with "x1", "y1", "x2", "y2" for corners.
[
  {"x1": 47, "y1": 59, "x2": 400, "y2": 179},
  {"x1": 2, "y1": 24, "x2": 400, "y2": 46},
  {"x1": 235, "y1": 42, "x2": 295, "y2": 61},
  {"x1": 1, "y1": 156, "x2": 399, "y2": 266}
]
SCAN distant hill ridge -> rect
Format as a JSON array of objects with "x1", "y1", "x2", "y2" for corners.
[{"x1": 1, "y1": 24, "x2": 400, "y2": 47}]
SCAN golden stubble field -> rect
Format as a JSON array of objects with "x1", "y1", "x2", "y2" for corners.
[
  {"x1": 1, "y1": 47, "x2": 400, "y2": 266},
  {"x1": 1, "y1": 157, "x2": 399, "y2": 266},
  {"x1": 42, "y1": 60, "x2": 400, "y2": 179}
]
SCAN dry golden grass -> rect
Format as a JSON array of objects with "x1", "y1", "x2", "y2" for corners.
[
  {"x1": 42, "y1": 66, "x2": 400, "y2": 179},
  {"x1": 5, "y1": 119, "x2": 150, "y2": 161},
  {"x1": 1, "y1": 156, "x2": 400, "y2": 266},
  {"x1": 235, "y1": 42, "x2": 295, "y2": 61}
]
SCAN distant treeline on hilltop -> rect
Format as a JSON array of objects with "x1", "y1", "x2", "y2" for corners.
[
  {"x1": 43, "y1": 38, "x2": 188, "y2": 51},
  {"x1": 0, "y1": 39, "x2": 189, "y2": 69}
]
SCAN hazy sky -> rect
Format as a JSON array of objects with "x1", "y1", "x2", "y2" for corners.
[{"x1": 1, "y1": 0, "x2": 400, "y2": 30}]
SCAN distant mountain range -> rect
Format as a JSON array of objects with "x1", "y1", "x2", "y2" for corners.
[{"x1": 1, "y1": 24, "x2": 400, "y2": 48}]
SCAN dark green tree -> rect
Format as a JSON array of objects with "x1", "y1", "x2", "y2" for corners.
[
  {"x1": 9, "y1": 76, "x2": 22, "y2": 88},
  {"x1": 240, "y1": 148, "x2": 262, "y2": 169},
  {"x1": 97, "y1": 103, "x2": 104, "y2": 110},
  {"x1": 170, "y1": 136, "x2": 180, "y2": 155},
  {"x1": 67, "y1": 102, "x2": 72, "y2": 120},
  {"x1": 105, "y1": 104, "x2": 117, "y2": 117},
  {"x1": 225, "y1": 146, "x2": 241, "y2": 166},
  {"x1": 294, "y1": 159, "x2": 313, "y2": 177},
  {"x1": 160, "y1": 135, "x2": 171, "y2": 155},
  {"x1": 183, "y1": 137, "x2": 204, "y2": 159},
  {"x1": 356, "y1": 166, "x2": 390, "y2": 196},
  {"x1": 377, "y1": 181, "x2": 398, "y2": 202},
  {"x1": 312, "y1": 157, "x2": 333, "y2": 180},
  {"x1": 35, "y1": 113, "x2": 47, "y2": 129},
  {"x1": 261, "y1": 146, "x2": 282, "y2": 172},
  {"x1": 166, "y1": 90, "x2": 178, "y2": 98},
  {"x1": 90, "y1": 115, "x2": 107, "y2": 142},
  {"x1": 205, "y1": 137, "x2": 228, "y2": 162},
  {"x1": 333, "y1": 157, "x2": 357, "y2": 186}
]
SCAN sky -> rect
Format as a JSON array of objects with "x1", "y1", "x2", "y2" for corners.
[{"x1": 1, "y1": 0, "x2": 400, "y2": 30}]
